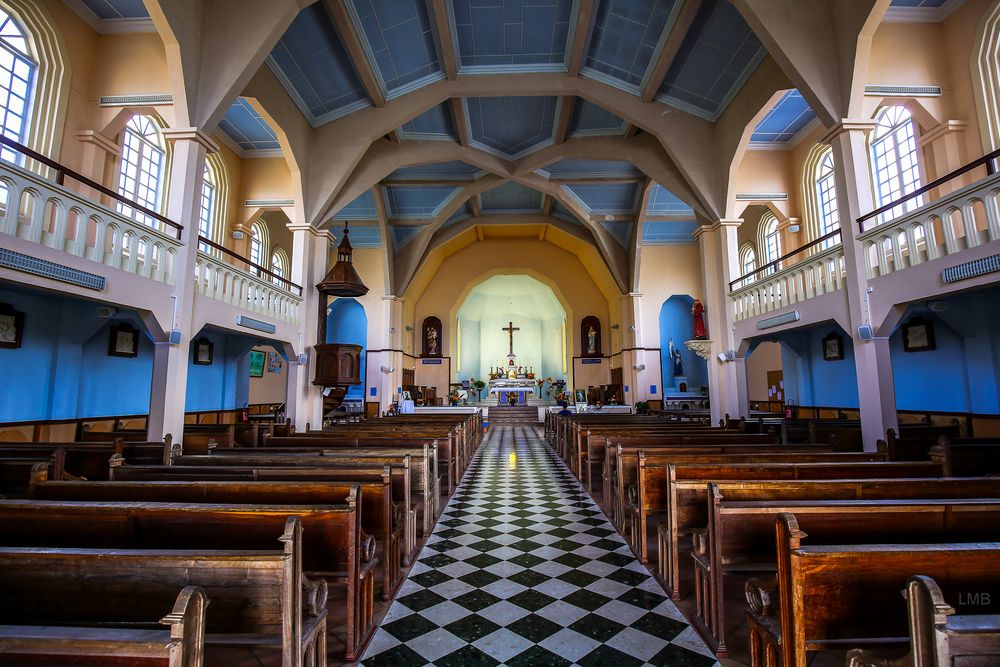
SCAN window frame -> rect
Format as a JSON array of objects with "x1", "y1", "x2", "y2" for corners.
[
  {"x1": 116, "y1": 115, "x2": 166, "y2": 229},
  {"x1": 869, "y1": 105, "x2": 924, "y2": 224},
  {"x1": 197, "y1": 162, "x2": 216, "y2": 252},
  {"x1": 815, "y1": 150, "x2": 840, "y2": 248},
  {"x1": 0, "y1": 10, "x2": 36, "y2": 165}
]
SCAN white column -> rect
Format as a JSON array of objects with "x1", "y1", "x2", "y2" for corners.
[
  {"x1": 371, "y1": 295, "x2": 405, "y2": 413},
  {"x1": 694, "y1": 220, "x2": 746, "y2": 423},
  {"x1": 285, "y1": 224, "x2": 330, "y2": 431},
  {"x1": 826, "y1": 120, "x2": 898, "y2": 450},
  {"x1": 74, "y1": 130, "x2": 119, "y2": 205},
  {"x1": 147, "y1": 129, "x2": 215, "y2": 442},
  {"x1": 618, "y1": 292, "x2": 660, "y2": 405}
]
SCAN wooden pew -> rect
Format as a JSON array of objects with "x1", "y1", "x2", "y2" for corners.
[
  {"x1": 881, "y1": 422, "x2": 963, "y2": 460},
  {"x1": 0, "y1": 440, "x2": 174, "y2": 481},
  {"x1": 642, "y1": 460, "x2": 951, "y2": 590},
  {"x1": 107, "y1": 457, "x2": 419, "y2": 562},
  {"x1": 0, "y1": 516, "x2": 329, "y2": 666},
  {"x1": 29, "y1": 472, "x2": 405, "y2": 601},
  {"x1": 698, "y1": 494, "x2": 1000, "y2": 658},
  {"x1": 846, "y1": 575, "x2": 1000, "y2": 667},
  {"x1": 931, "y1": 437, "x2": 1000, "y2": 476},
  {"x1": 0, "y1": 458, "x2": 60, "y2": 496},
  {"x1": 0, "y1": 585, "x2": 206, "y2": 667},
  {"x1": 745, "y1": 513, "x2": 1000, "y2": 667}
]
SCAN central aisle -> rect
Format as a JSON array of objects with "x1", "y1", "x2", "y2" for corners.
[{"x1": 361, "y1": 425, "x2": 719, "y2": 666}]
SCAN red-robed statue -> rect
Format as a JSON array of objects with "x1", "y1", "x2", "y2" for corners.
[{"x1": 692, "y1": 299, "x2": 707, "y2": 339}]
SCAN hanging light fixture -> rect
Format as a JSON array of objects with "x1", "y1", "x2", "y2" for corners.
[{"x1": 316, "y1": 221, "x2": 369, "y2": 297}]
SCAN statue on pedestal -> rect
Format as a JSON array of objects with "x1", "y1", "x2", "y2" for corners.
[
  {"x1": 692, "y1": 299, "x2": 707, "y2": 339},
  {"x1": 587, "y1": 326, "x2": 597, "y2": 355},
  {"x1": 669, "y1": 339, "x2": 684, "y2": 376}
]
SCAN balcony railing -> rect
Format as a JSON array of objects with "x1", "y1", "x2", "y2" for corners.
[
  {"x1": 194, "y1": 237, "x2": 303, "y2": 324},
  {"x1": 730, "y1": 230, "x2": 846, "y2": 322},
  {"x1": 857, "y1": 170, "x2": 1000, "y2": 279},
  {"x1": 0, "y1": 141, "x2": 182, "y2": 285}
]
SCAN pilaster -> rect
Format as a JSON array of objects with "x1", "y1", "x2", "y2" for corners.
[{"x1": 75, "y1": 130, "x2": 119, "y2": 205}]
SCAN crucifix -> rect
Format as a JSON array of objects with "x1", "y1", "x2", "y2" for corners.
[{"x1": 502, "y1": 321, "x2": 520, "y2": 357}]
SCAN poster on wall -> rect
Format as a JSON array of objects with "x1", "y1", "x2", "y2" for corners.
[
  {"x1": 108, "y1": 323, "x2": 139, "y2": 358},
  {"x1": 0, "y1": 303, "x2": 24, "y2": 349},
  {"x1": 267, "y1": 351, "x2": 283, "y2": 373},
  {"x1": 249, "y1": 350, "x2": 265, "y2": 377}
]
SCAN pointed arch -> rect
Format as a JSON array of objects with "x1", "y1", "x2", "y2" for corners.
[
  {"x1": 973, "y1": 0, "x2": 1000, "y2": 152},
  {"x1": 869, "y1": 105, "x2": 924, "y2": 223},
  {"x1": 756, "y1": 210, "x2": 781, "y2": 268},
  {"x1": 799, "y1": 142, "x2": 828, "y2": 242},
  {"x1": 248, "y1": 220, "x2": 269, "y2": 274},
  {"x1": 270, "y1": 246, "x2": 289, "y2": 286}
]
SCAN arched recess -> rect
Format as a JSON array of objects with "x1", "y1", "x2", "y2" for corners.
[
  {"x1": 0, "y1": 0, "x2": 69, "y2": 164},
  {"x1": 659, "y1": 295, "x2": 708, "y2": 394},
  {"x1": 799, "y1": 142, "x2": 829, "y2": 243},
  {"x1": 974, "y1": 0, "x2": 1000, "y2": 152},
  {"x1": 327, "y1": 298, "x2": 367, "y2": 401},
  {"x1": 745, "y1": 339, "x2": 784, "y2": 407},
  {"x1": 184, "y1": 327, "x2": 259, "y2": 412}
]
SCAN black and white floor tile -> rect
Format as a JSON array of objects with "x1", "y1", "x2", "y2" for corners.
[{"x1": 360, "y1": 425, "x2": 720, "y2": 667}]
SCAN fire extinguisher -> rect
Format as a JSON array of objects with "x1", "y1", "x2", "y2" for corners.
[
  {"x1": 784, "y1": 399, "x2": 794, "y2": 419},
  {"x1": 240, "y1": 404, "x2": 249, "y2": 423}
]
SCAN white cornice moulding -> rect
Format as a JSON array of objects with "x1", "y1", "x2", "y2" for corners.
[
  {"x1": 161, "y1": 127, "x2": 220, "y2": 153},
  {"x1": 75, "y1": 130, "x2": 119, "y2": 154}
]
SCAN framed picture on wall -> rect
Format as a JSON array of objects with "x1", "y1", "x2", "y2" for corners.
[
  {"x1": 249, "y1": 350, "x2": 265, "y2": 377},
  {"x1": 267, "y1": 351, "x2": 283, "y2": 373},
  {"x1": 0, "y1": 303, "x2": 24, "y2": 349},
  {"x1": 822, "y1": 332, "x2": 844, "y2": 361},
  {"x1": 107, "y1": 322, "x2": 139, "y2": 358},
  {"x1": 902, "y1": 317, "x2": 936, "y2": 352},
  {"x1": 574, "y1": 389, "x2": 587, "y2": 404},
  {"x1": 193, "y1": 337, "x2": 214, "y2": 365}
]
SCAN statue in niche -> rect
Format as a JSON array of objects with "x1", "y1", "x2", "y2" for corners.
[
  {"x1": 421, "y1": 316, "x2": 443, "y2": 357},
  {"x1": 692, "y1": 299, "x2": 707, "y2": 339},
  {"x1": 580, "y1": 315, "x2": 602, "y2": 357},
  {"x1": 669, "y1": 339, "x2": 684, "y2": 376}
]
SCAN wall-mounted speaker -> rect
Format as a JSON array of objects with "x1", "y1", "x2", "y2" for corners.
[
  {"x1": 168, "y1": 329, "x2": 183, "y2": 345},
  {"x1": 96, "y1": 306, "x2": 117, "y2": 318},
  {"x1": 297, "y1": 354, "x2": 309, "y2": 365},
  {"x1": 858, "y1": 324, "x2": 873, "y2": 341}
]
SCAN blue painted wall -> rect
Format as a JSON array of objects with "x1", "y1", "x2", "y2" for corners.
[
  {"x1": 0, "y1": 288, "x2": 154, "y2": 421},
  {"x1": 184, "y1": 329, "x2": 258, "y2": 412},
  {"x1": 776, "y1": 326, "x2": 860, "y2": 409},
  {"x1": 327, "y1": 298, "x2": 367, "y2": 400},
  {"x1": 659, "y1": 295, "x2": 707, "y2": 392}
]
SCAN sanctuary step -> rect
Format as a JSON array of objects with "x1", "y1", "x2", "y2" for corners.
[{"x1": 488, "y1": 405, "x2": 539, "y2": 424}]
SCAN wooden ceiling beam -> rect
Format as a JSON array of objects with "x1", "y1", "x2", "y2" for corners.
[
  {"x1": 542, "y1": 194, "x2": 554, "y2": 216},
  {"x1": 429, "y1": 0, "x2": 458, "y2": 80},
  {"x1": 641, "y1": 0, "x2": 703, "y2": 103},
  {"x1": 450, "y1": 98, "x2": 470, "y2": 147},
  {"x1": 566, "y1": 0, "x2": 596, "y2": 75},
  {"x1": 554, "y1": 96, "x2": 575, "y2": 144},
  {"x1": 469, "y1": 194, "x2": 481, "y2": 217}
]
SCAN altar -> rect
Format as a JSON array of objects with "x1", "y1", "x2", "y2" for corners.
[{"x1": 488, "y1": 378, "x2": 535, "y2": 405}]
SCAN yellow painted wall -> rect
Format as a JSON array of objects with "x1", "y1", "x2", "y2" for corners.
[
  {"x1": 747, "y1": 341, "x2": 782, "y2": 401},
  {"x1": 635, "y1": 243, "x2": 705, "y2": 348}
]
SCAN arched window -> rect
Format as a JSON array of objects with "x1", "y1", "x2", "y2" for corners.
[
  {"x1": 739, "y1": 244, "x2": 756, "y2": 285},
  {"x1": 249, "y1": 221, "x2": 267, "y2": 276},
  {"x1": 815, "y1": 150, "x2": 839, "y2": 248},
  {"x1": 117, "y1": 115, "x2": 165, "y2": 228},
  {"x1": 0, "y1": 10, "x2": 33, "y2": 164},
  {"x1": 270, "y1": 247, "x2": 288, "y2": 286},
  {"x1": 763, "y1": 216, "x2": 781, "y2": 266},
  {"x1": 870, "y1": 106, "x2": 923, "y2": 222},
  {"x1": 197, "y1": 162, "x2": 216, "y2": 252}
]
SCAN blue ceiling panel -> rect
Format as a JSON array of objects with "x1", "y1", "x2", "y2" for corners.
[
  {"x1": 388, "y1": 161, "x2": 482, "y2": 181},
  {"x1": 642, "y1": 220, "x2": 698, "y2": 244},
  {"x1": 890, "y1": 0, "x2": 947, "y2": 5},
  {"x1": 333, "y1": 225, "x2": 382, "y2": 248},
  {"x1": 568, "y1": 99, "x2": 628, "y2": 136},
  {"x1": 750, "y1": 90, "x2": 816, "y2": 144},
  {"x1": 392, "y1": 226, "x2": 424, "y2": 248},
  {"x1": 219, "y1": 99, "x2": 281, "y2": 152},
  {"x1": 541, "y1": 159, "x2": 641, "y2": 179},
  {"x1": 444, "y1": 203, "x2": 473, "y2": 227},
  {"x1": 564, "y1": 182, "x2": 640, "y2": 214},
  {"x1": 452, "y1": 0, "x2": 573, "y2": 71},
  {"x1": 333, "y1": 190, "x2": 377, "y2": 220},
  {"x1": 600, "y1": 220, "x2": 632, "y2": 247},
  {"x1": 646, "y1": 184, "x2": 694, "y2": 215},
  {"x1": 584, "y1": 0, "x2": 680, "y2": 90},
  {"x1": 270, "y1": 5, "x2": 370, "y2": 122},
  {"x1": 551, "y1": 201, "x2": 583, "y2": 224},
  {"x1": 80, "y1": 0, "x2": 149, "y2": 19},
  {"x1": 656, "y1": 0, "x2": 766, "y2": 120},
  {"x1": 400, "y1": 103, "x2": 457, "y2": 140},
  {"x1": 349, "y1": 0, "x2": 443, "y2": 96},
  {"x1": 467, "y1": 96, "x2": 558, "y2": 158},
  {"x1": 480, "y1": 182, "x2": 543, "y2": 212},
  {"x1": 383, "y1": 185, "x2": 461, "y2": 218}
]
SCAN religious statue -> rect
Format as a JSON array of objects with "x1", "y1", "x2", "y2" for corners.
[
  {"x1": 587, "y1": 326, "x2": 597, "y2": 355},
  {"x1": 426, "y1": 326, "x2": 438, "y2": 355},
  {"x1": 669, "y1": 339, "x2": 684, "y2": 376},
  {"x1": 692, "y1": 299, "x2": 707, "y2": 339}
]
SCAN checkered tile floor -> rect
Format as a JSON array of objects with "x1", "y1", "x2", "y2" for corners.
[{"x1": 360, "y1": 425, "x2": 719, "y2": 666}]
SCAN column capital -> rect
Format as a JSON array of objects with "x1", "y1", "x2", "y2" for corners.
[
  {"x1": 75, "y1": 130, "x2": 119, "y2": 154},
  {"x1": 821, "y1": 119, "x2": 878, "y2": 145},
  {"x1": 920, "y1": 120, "x2": 968, "y2": 146},
  {"x1": 618, "y1": 292, "x2": 642, "y2": 300},
  {"x1": 693, "y1": 219, "x2": 741, "y2": 238},
  {"x1": 287, "y1": 224, "x2": 330, "y2": 239},
  {"x1": 160, "y1": 127, "x2": 219, "y2": 153},
  {"x1": 382, "y1": 295, "x2": 405, "y2": 303}
]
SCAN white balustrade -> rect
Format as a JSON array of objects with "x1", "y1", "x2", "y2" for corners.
[
  {"x1": 730, "y1": 243, "x2": 847, "y2": 322},
  {"x1": 0, "y1": 158, "x2": 180, "y2": 284},
  {"x1": 194, "y1": 250, "x2": 302, "y2": 324},
  {"x1": 858, "y1": 172, "x2": 1000, "y2": 279}
]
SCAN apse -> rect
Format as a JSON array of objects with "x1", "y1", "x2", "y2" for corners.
[{"x1": 455, "y1": 275, "x2": 567, "y2": 386}]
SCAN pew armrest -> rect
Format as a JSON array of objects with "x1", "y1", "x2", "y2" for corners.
[
  {"x1": 745, "y1": 575, "x2": 779, "y2": 618},
  {"x1": 845, "y1": 648, "x2": 911, "y2": 667},
  {"x1": 302, "y1": 575, "x2": 328, "y2": 617}
]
